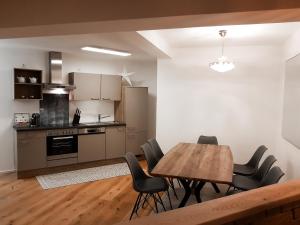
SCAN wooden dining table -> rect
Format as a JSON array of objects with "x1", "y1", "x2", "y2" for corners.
[{"x1": 151, "y1": 142, "x2": 233, "y2": 208}]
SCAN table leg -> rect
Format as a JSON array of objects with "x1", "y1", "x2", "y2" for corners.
[
  {"x1": 178, "y1": 179, "x2": 192, "y2": 208},
  {"x1": 211, "y1": 182, "x2": 221, "y2": 193},
  {"x1": 194, "y1": 181, "x2": 206, "y2": 203}
]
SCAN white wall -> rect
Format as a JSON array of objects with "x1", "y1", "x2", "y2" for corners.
[
  {"x1": 156, "y1": 46, "x2": 284, "y2": 166},
  {"x1": 0, "y1": 47, "x2": 157, "y2": 172},
  {"x1": 274, "y1": 30, "x2": 300, "y2": 180}
]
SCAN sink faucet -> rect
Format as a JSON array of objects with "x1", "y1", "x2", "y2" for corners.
[{"x1": 98, "y1": 114, "x2": 110, "y2": 122}]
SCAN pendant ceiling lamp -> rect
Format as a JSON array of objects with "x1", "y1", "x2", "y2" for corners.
[{"x1": 209, "y1": 30, "x2": 235, "y2": 73}]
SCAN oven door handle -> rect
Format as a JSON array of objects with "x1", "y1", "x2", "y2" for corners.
[{"x1": 52, "y1": 136, "x2": 74, "y2": 140}]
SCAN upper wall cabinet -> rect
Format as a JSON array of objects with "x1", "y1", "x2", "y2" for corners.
[
  {"x1": 69, "y1": 73, "x2": 122, "y2": 101},
  {"x1": 14, "y1": 68, "x2": 43, "y2": 100},
  {"x1": 69, "y1": 72, "x2": 101, "y2": 101},
  {"x1": 101, "y1": 75, "x2": 122, "y2": 101}
]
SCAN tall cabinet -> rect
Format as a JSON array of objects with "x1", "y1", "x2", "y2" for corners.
[{"x1": 115, "y1": 87, "x2": 148, "y2": 155}]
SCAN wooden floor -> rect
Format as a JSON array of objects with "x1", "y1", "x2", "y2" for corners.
[{"x1": 0, "y1": 161, "x2": 152, "y2": 225}]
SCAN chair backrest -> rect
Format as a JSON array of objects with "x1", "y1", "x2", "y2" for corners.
[
  {"x1": 141, "y1": 143, "x2": 159, "y2": 173},
  {"x1": 260, "y1": 166, "x2": 285, "y2": 187},
  {"x1": 247, "y1": 145, "x2": 268, "y2": 168},
  {"x1": 147, "y1": 138, "x2": 164, "y2": 160},
  {"x1": 124, "y1": 152, "x2": 148, "y2": 191},
  {"x1": 253, "y1": 155, "x2": 277, "y2": 181},
  {"x1": 197, "y1": 135, "x2": 218, "y2": 145}
]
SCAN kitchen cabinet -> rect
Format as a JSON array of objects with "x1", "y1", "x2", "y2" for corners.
[
  {"x1": 69, "y1": 72, "x2": 101, "y2": 101},
  {"x1": 106, "y1": 126, "x2": 126, "y2": 159},
  {"x1": 14, "y1": 68, "x2": 43, "y2": 100},
  {"x1": 115, "y1": 87, "x2": 148, "y2": 155},
  {"x1": 78, "y1": 133, "x2": 106, "y2": 162},
  {"x1": 17, "y1": 131, "x2": 47, "y2": 171},
  {"x1": 101, "y1": 75, "x2": 122, "y2": 101},
  {"x1": 126, "y1": 131, "x2": 147, "y2": 155}
]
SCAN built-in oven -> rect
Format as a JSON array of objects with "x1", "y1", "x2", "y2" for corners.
[{"x1": 46, "y1": 128, "x2": 78, "y2": 162}]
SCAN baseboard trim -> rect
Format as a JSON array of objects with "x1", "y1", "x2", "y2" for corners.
[{"x1": 0, "y1": 169, "x2": 16, "y2": 174}]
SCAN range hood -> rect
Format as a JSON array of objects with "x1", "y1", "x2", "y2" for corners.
[{"x1": 43, "y1": 52, "x2": 75, "y2": 93}]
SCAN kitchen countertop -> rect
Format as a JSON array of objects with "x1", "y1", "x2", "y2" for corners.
[{"x1": 13, "y1": 122, "x2": 126, "y2": 131}]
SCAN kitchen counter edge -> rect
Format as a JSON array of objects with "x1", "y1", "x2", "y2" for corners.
[{"x1": 13, "y1": 123, "x2": 126, "y2": 131}]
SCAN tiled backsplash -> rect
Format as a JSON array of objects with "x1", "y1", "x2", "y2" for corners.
[{"x1": 40, "y1": 94, "x2": 69, "y2": 125}]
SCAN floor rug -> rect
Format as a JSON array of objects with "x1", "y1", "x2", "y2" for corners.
[{"x1": 36, "y1": 163, "x2": 130, "y2": 190}]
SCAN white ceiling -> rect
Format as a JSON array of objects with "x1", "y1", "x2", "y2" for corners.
[
  {"x1": 0, "y1": 32, "x2": 167, "y2": 60},
  {"x1": 142, "y1": 22, "x2": 300, "y2": 48}
]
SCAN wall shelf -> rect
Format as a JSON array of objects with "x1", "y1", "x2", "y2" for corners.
[{"x1": 14, "y1": 68, "x2": 43, "y2": 100}]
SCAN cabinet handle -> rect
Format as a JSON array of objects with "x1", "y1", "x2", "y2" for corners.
[
  {"x1": 91, "y1": 98, "x2": 100, "y2": 100},
  {"x1": 101, "y1": 98, "x2": 111, "y2": 101},
  {"x1": 127, "y1": 127, "x2": 135, "y2": 132}
]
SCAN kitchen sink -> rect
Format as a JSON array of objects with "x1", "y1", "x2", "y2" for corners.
[{"x1": 80, "y1": 121, "x2": 122, "y2": 126}]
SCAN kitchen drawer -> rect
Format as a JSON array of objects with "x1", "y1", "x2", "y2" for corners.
[
  {"x1": 17, "y1": 130, "x2": 47, "y2": 140},
  {"x1": 47, "y1": 157, "x2": 78, "y2": 167}
]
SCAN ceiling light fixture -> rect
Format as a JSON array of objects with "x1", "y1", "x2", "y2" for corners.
[
  {"x1": 50, "y1": 59, "x2": 63, "y2": 65},
  {"x1": 209, "y1": 30, "x2": 235, "y2": 73},
  {"x1": 81, "y1": 46, "x2": 131, "y2": 57}
]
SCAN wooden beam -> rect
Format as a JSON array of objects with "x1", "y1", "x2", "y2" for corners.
[
  {"x1": 1, "y1": 8, "x2": 300, "y2": 39},
  {"x1": 1, "y1": 0, "x2": 300, "y2": 28},
  {"x1": 114, "y1": 180, "x2": 300, "y2": 225}
]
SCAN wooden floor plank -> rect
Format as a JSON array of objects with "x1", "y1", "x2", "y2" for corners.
[{"x1": 0, "y1": 161, "x2": 152, "y2": 225}]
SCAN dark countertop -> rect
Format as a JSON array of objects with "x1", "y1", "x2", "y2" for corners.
[{"x1": 13, "y1": 122, "x2": 126, "y2": 131}]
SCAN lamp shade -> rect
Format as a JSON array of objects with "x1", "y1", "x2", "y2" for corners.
[{"x1": 209, "y1": 56, "x2": 235, "y2": 73}]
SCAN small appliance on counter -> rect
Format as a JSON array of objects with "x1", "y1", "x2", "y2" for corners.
[
  {"x1": 14, "y1": 113, "x2": 30, "y2": 127},
  {"x1": 72, "y1": 108, "x2": 81, "y2": 125},
  {"x1": 30, "y1": 113, "x2": 40, "y2": 126}
]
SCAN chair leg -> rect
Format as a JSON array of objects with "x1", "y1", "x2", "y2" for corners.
[
  {"x1": 177, "y1": 179, "x2": 182, "y2": 187},
  {"x1": 130, "y1": 193, "x2": 142, "y2": 220},
  {"x1": 211, "y1": 182, "x2": 220, "y2": 193},
  {"x1": 152, "y1": 194, "x2": 159, "y2": 213},
  {"x1": 156, "y1": 193, "x2": 166, "y2": 212},
  {"x1": 143, "y1": 194, "x2": 155, "y2": 211},
  {"x1": 168, "y1": 178, "x2": 178, "y2": 199},
  {"x1": 226, "y1": 185, "x2": 232, "y2": 194},
  {"x1": 141, "y1": 193, "x2": 149, "y2": 209},
  {"x1": 166, "y1": 189, "x2": 173, "y2": 210}
]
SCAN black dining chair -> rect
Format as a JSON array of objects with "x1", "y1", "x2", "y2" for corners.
[
  {"x1": 197, "y1": 135, "x2": 220, "y2": 193},
  {"x1": 147, "y1": 138, "x2": 164, "y2": 161},
  {"x1": 233, "y1": 145, "x2": 268, "y2": 176},
  {"x1": 231, "y1": 155, "x2": 277, "y2": 191},
  {"x1": 141, "y1": 143, "x2": 158, "y2": 173},
  {"x1": 125, "y1": 152, "x2": 170, "y2": 220},
  {"x1": 197, "y1": 135, "x2": 219, "y2": 145},
  {"x1": 147, "y1": 138, "x2": 181, "y2": 191},
  {"x1": 227, "y1": 166, "x2": 284, "y2": 196},
  {"x1": 260, "y1": 166, "x2": 285, "y2": 187},
  {"x1": 141, "y1": 143, "x2": 174, "y2": 207}
]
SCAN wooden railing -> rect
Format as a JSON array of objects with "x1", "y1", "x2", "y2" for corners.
[{"x1": 115, "y1": 180, "x2": 300, "y2": 225}]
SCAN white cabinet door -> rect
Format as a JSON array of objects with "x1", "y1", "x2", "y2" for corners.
[
  {"x1": 106, "y1": 126, "x2": 126, "y2": 159},
  {"x1": 78, "y1": 134, "x2": 106, "y2": 162},
  {"x1": 70, "y1": 73, "x2": 101, "y2": 101},
  {"x1": 101, "y1": 75, "x2": 122, "y2": 101}
]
